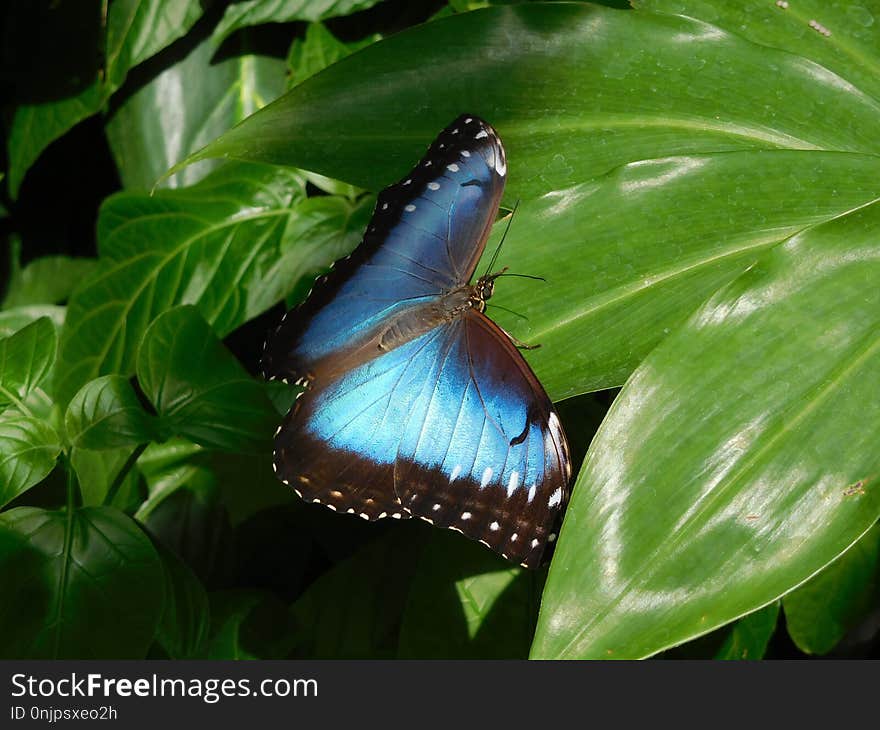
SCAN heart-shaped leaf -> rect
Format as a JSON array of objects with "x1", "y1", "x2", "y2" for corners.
[
  {"x1": 0, "y1": 505, "x2": 164, "y2": 658},
  {"x1": 65, "y1": 374, "x2": 158, "y2": 449},
  {"x1": 137, "y1": 306, "x2": 277, "y2": 452},
  {"x1": 0, "y1": 415, "x2": 62, "y2": 508}
]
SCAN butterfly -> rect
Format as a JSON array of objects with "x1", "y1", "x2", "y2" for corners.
[{"x1": 262, "y1": 114, "x2": 571, "y2": 568}]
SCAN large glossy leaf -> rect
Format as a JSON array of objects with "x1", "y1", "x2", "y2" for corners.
[
  {"x1": 55, "y1": 162, "x2": 306, "y2": 404},
  {"x1": 174, "y1": 4, "x2": 880, "y2": 198},
  {"x1": 137, "y1": 306, "x2": 277, "y2": 452},
  {"x1": 65, "y1": 375, "x2": 158, "y2": 449},
  {"x1": 635, "y1": 0, "x2": 880, "y2": 106},
  {"x1": 7, "y1": 0, "x2": 203, "y2": 197},
  {"x1": 398, "y1": 531, "x2": 540, "y2": 659},
  {"x1": 0, "y1": 506, "x2": 164, "y2": 658},
  {"x1": 106, "y1": 37, "x2": 287, "y2": 191},
  {"x1": 533, "y1": 200, "x2": 880, "y2": 659},
  {"x1": 783, "y1": 524, "x2": 880, "y2": 655},
  {"x1": 482, "y1": 151, "x2": 880, "y2": 398},
  {"x1": 211, "y1": 0, "x2": 384, "y2": 50}
]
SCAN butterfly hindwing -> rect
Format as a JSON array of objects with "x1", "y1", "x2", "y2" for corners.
[
  {"x1": 262, "y1": 115, "x2": 506, "y2": 383},
  {"x1": 273, "y1": 311, "x2": 570, "y2": 567},
  {"x1": 395, "y1": 310, "x2": 570, "y2": 568}
]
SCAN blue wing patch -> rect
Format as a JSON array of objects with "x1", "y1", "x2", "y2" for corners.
[
  {"x1": 273, "y1": 310, "x2": 569, "y2": 568},
  {"x1": 262, "y1": 116, "x2": 506, "y2": 382}
]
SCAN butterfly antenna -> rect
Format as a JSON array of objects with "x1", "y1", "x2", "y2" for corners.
[
  {"x1": 496, "y1": 272, "x2": 546, "y2": 282},
  {"x1": 486, "y1": 302, "x2": 528, "y2": 320},
  {"x1": 483, "y1": 199, "x2": 520, "y2": 278}
]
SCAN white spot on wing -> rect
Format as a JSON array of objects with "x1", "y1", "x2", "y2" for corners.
[
  {"x1": 461, "y1": 150, "x2": 471, "y2": 157},
  {"x1": 480, "y1": 467, "x2": 493, "y2": 488},
  {"x1": 527, "y1": 485, "x2": 536, "y2": 503},
  {"x1": 507, "y1": 470, "x2": 519, "y2": 495},
  {"x1": 475, "y1": 130, "x2": 488, "y2": 139},
  {"x1": 428, "y1": 182, "x2": 440, "y2": 190},
  {"x1": 531, "y1": 538, "x2": 540, "y2": 548},
  {"x1": 548, "y1": 487, "x2": 563, "y2": 508},
  {"x1": 447, "y1": 163, "x2": 459, "y2": 172},
  {"x1": 405, "y1": 204, "x2": 416, "y2": 212},
  {"x1": 461, "y1": 511, "x2": 472, "y2": 521},
  {"x1": 450, "y1": 464, "x2": 462, "y2": 481},
  {"x1": 490, "y1": 521, "x2": 500, "y2": 531}
]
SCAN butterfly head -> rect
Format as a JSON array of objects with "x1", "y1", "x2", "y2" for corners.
[{"x1": 471, "y1": 267, "x2": 508, "y2": 312}]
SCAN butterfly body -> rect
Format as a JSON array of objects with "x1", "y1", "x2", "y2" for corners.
[{"x1": 264, "y1": 115, "x2": 571, "y2": 568}]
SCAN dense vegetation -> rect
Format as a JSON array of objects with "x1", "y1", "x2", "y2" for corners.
[{"x1": 1, "y1": 0, "x2": 878, "y2": 659}]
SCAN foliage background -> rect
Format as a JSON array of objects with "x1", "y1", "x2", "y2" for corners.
[{"x1": 1, "y1": 0, "x2": 878, "y2": 659}]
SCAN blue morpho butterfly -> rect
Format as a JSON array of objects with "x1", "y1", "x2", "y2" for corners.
[{"x1": 262, "y1": 115, "x2": 571, "y2": 568}]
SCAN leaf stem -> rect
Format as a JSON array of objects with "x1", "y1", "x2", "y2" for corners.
[{"x1": 103, "y1": 443, "x2": 148, "y2": 507}]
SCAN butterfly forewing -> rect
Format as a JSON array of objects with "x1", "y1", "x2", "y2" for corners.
[{"x1": 262, "y1": 115, "x2": 506, "y2": 383}]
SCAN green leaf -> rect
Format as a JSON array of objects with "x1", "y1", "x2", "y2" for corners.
[
  {"x1": 286, "y1": 22, "x2": 381, "y2": 90},
  {"x1": 0, "y1": 306, "x2": 65, "y2": 339},
  {"x1": 784, "y1": 524, "x2": 880, "y2": 655},
  {"x1": 106, "y1": 37, "x2": 288, "y2": 191},
  {"x1": 103, "y1": 0, "x2": 204, "y2": 90},
  {"x1": 152, "y1": 535, "x2": 210, "y2": 659},
  {"x1": 70, "y1": 446, "x2": 142, "y2": 507},
  {"x1": 2, "y1": 255, "x2": 96, "y2": 309},
  {"x1": 140, "y1": 481, "x2": 235, "y2": 585},
  {"x1": 634, "y1": 1, "x2": 880, "y2": 107},
  {"x1": 55, "y1": 162, "x2": 306, "y2": 404},
  {"x1": 533, "y1": 200, "x2": 880, "y2": 659},
  {"x1": 715, "y1": 603, "x2": 780, "y2": 660},
  {"x1": 398, "y1": 531, "x2": 540, "y2": 658},
  {"x1": 267, "y1": 194, "x2": 373, "y2": 308},
  {"x1": 134, "y1": 439, "x2": 216, "y2": 521},
  {"x1": 7, "y1": 0, "x2": 203, "y2": 198},
  {"x1": 0, "y1": 318, "x2": 56, "y2": 415},
  {"x1": 198, "y1": 589, "x2": 297, "y2": 659},
  {"x1": 0, "y1": 415, "x2": 62, "y2": 508},
  {"x1": 7, "y1": 80, "x2": 105, "y2": 201},
  {"x1": 65, "y1": 375, "x2": 157, "y2": 449},
  {"x1": 0, "y1": 505, "x2": 164, "y2": 658},
  {"x1": 483, "y1": 151, "x2": 880, "y2": 399},
  {"x1": 174, "y1": 5, "x2": 880, "y2": 197},
  {"x1": 137, "y1": 306, "x2": 277, "y2": 452},
  {"x1": 211, "y1": 0, "x2": 384, "y2": 50},
  {"x1": 290, "y1": 527, "x2": 424, "y2": 658}
]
